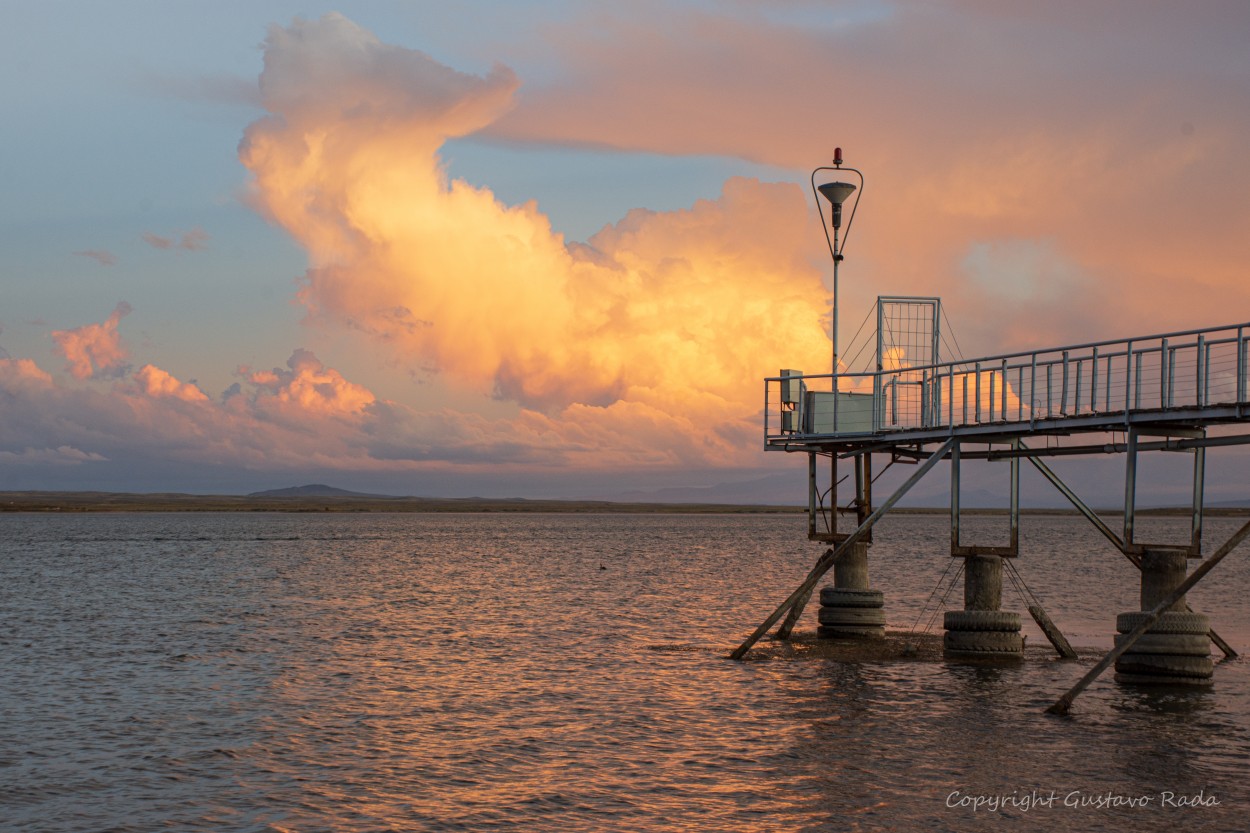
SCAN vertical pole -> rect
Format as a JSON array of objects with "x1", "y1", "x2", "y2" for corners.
[
  {"x1": 1046, "y1": 518, "x2": 1250, "y2": 715},
  {"x1": 1134, "y1": 347, "x2": 1143, "y2": 410},
  {"x1": 1161, "y1": 338, "x2": 1169, "y2": 408},
  {"x1": 1046, "y1": 363, "x2": 1053, "y2": 417},
  {"x1": 949, "y1": 364, "x2": 955, "y2": 426},
  {"x1": 1001, "y1": 359, "x2": 1008, "y2": 420},
  {"x1": 1019, "y1": 366, "x2": 1026, "y2": 422},
  {"x1": 1105, "y1": 353, "x2": 1113, "y2": 415},
  {"x1": 1125, "y1": 341, "x2": 1134, "y2": 415},
  {"x1": 830, "y1": 453, "x2": 838, "y2": 538},
  {"x1": 1124, "y1": 428, "x2": 1138, "y2": 550},
  {"x1": 807, "y1": 453, "x2": 818, "y2": 539},
  {"x1": 1238, "y1": 327, "x2": 1247, "y2": 406},
  {"x1": 1062, "y1": 350, "x2": 1070, "y2": 414},
  {"x1": 1091, "y1": 346, "x2": 1099, "y2": 413},
  {"x1": 989, "y1": 366, "x2": 996, "y2": 422},
  {"x1": 975, "y1": 362, "x2": 982, "y2": 423},
  {"x1": 951, "y1": 441, "x2": 962, "y2": 551},
  {"x1": 1030, "y1": 353, "x2": 1038, "y2": 426},
  {"x1": 830, "y1": 228, "x2": 840, "y2": 430},
  {"x1": 1010, "y1": 438, "x2": 1020, "y2": 552},
  {"x1": 1198, "y1": 335, "x2": 1207, "y2": 407},
  {"x1": 1192, "y1": 443, "x2": 1206, "y2": 554},
  {"x1": 875, "y1": 299, "x2": 884, "y2": 429},
  {"x1": 862, "y1": 453, "x2": 873, "y2": 527},
  {"x1": 962, "y1": 374, "x2": 969, "y2": 425},
  {"x1": 921, "y1": 370, "x2": 928, "y2": 428},
  {"x1": 1075, "y1": 360, "x2": 1083, "y2": 414},
  {"x1": 730, "y1": 439, "x2": 956, "y2": 661}
]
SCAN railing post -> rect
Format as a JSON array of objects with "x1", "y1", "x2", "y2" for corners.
[
  {"x1": 1239, "y1": 327, "x2": 1247, "y2": 406},
  {"x1": 1125, "y1": 341, "x2": 1133, "y2": 416},
  {"x1": 1061, "y1": 350, "x2": 1070, "y2": 415},
  {"x1": 1030, "y1": 354, "x2": 1038, "y2": 427},
  {"x1": 1091, "y1": 346, "x2": 1099, "y2": 413},
  {"x1": 975, "y1": 362, "x2": 982, "y2": 423},
  {"x1": 948, "y1": 364, "x2": 955, "y2": 427},
  {"x1": 1018, "y1": 366, "x2": 1026, "y2": 422},
  {"x1": 962, "y1": 373, "x2": 969, "y2": 425},
  {"x1": 1001, "y1": 358, "x2": 1008, "y2": 420},
  {"x1": 989, "y1": 367, "x2": 996, "y2": 422},
  {"x1": 764, "y1": 379, "x2": 770, "y2": 440},
  {"x1": 1161, "y1": 338, "x2": 1170, "y2": 408},
  {"x1": 1046, "y1": 363, "x2": 1053, "y2": 417},
  {"x1": 1197, "y1": 334, "x2": 1207, "y2": 407},
  {"x1": 1133, "y1": 345, "x2": 1143, "y2": 411},
  {"x1": 1105, "y1": 353, "x2": 1113, "y2": 414},
  {"x1": 1075, "y1": 359, "x2": 1083, "y2": 414}
]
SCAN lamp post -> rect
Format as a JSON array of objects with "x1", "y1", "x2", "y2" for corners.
[{"x1": 812, "y1": 148, "x2": 863, "y2": 383}]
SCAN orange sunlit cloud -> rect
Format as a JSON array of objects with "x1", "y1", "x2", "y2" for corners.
[
  {"x1": 5, "y1": 6, "x2": 1247, "y2": 495},
  {"x1": 488, "y1": 3, "x2": 1250, "y2": 353},
  {"x1": 51, "y1": 301, "x2": 132, "y2": 380},
  {"x1": 133, "y1": 364, "x2": 209, "y2": 403},
  {"x1": 237, "y1": 13, "x2": 834, "y2": 465}
]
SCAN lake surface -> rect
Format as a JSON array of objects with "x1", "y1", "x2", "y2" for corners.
[{"x1": 2, "y1": 512, "x2": 1248, "y2": 831}]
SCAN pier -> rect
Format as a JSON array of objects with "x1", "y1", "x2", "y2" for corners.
[{"x1": 732, "y1": 153, "x2": 1250, "y2": 712}]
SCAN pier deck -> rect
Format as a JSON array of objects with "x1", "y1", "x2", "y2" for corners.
[{"x1": 765, "y1": 321, "x2": 1250, "y2": 455}]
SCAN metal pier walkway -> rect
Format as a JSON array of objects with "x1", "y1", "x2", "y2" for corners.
[
  {"x1": 765, "y1": 320, "x2": 1250, "y2": 453},
  {"x1": 734, "y1": 155, "x2": 1250, "y2": 711}
]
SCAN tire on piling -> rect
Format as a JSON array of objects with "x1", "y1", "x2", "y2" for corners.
[
  {"x1": 819, "y1": 587, "x2": 885, "y2": 608},
  {"x1": 943, "y1": 629, "x2": 1024, "y2": 654},
  {"x1": 943, "y1": 610, "x2": 1021, "y2": 632}
]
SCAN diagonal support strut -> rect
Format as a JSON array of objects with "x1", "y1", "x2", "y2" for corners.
[
  {"x1": 1025, "y1": 445, "x2": 1237, "y2": 659},
  {"x1": 1047, "y1": 517, "x2": 1250, "y2": 715},
  {"x1": 730, "y1": 439, "x2": 954, "y2": 661}
]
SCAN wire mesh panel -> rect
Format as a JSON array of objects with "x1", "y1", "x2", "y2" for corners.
[{"x1": 877, "y1": 297, "x2": 940, "y2": 429}]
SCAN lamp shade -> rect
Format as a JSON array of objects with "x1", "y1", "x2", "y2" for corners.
[{"x1": 817, "y1": 181, "x2": 857, "y2": 206}]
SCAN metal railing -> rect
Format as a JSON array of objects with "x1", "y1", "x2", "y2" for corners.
[{"x1": 766, "y1": 322, "x2": 1250, "y2": 442}]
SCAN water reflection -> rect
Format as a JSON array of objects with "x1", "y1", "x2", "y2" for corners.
[{"x1": 3, "y1": 512, "x2": 1248, "y2": 832}]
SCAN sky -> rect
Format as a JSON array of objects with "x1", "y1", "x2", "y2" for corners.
[{"x1": 2, "y1": 1, "x2": 1249, "y2": 502}]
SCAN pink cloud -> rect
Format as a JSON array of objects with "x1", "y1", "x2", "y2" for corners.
[
  {"x1": 73, "y1": 249, "x2": 117, "y2": 266},
  {"x1": 483, "y1": 3, "x2": 1250, "y2": 354},
  {"x1": 50, "y1": 302, "x2": 132, "y2": 380},
  {"x1": 238, "y1": 14, "x2": 832, "y2": 436},
  {"x1": 246, "y1": 349, "x2": 375, "y2": 416},
  {"x1": 142, "y1": 227, "x2": 209, "y2": 251},
  {"x1": 133, "y1": 364, "x2": 209, "y2": 403}
]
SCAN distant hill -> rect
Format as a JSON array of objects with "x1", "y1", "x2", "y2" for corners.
[{"x1": 247, "y1": 484, "x2": 399, "y2": 498}]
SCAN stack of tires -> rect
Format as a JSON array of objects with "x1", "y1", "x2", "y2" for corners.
[
  {"x1": 1114, "y1": 611, "x2": 1213, "y2": 686},
  {"x1": 943, "y1": 610, "x2": 1023, "y2": 657},
  {"x1": 817, "y1": 587, "x2": 885, "y2": 638}
]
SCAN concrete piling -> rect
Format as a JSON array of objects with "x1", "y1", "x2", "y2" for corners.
[
  {"x1": 1115, "y1": 549, "x2": 1213, "y2": 685},
  {"x1": 817, "y1": 542, "x2": 885, "y2": 639},
  {"x1": 944, "y1": 554, "x2": 1023, "y2": 658}
]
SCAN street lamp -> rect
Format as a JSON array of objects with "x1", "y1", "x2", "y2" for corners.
[{"x1": 812, "y1": 148, "x2": 863, "y2": 381}]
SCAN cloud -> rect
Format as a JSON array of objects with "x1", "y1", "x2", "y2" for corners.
[
  {"x1": 73, "y1": 249, "x2": 117, "y2": 266},
  {"x1": 50, "y1": 302, "x2": 132, "y2": 380},
  {"x1": 0, "y1": 446, "x2": 107, "y2": 466},
  {"x1": 133, "y1": 364, "x2": 209, "y2": 403},
  {"x1": 142, "y1": 227, "x2": 209, "y2": 251},
  {"x1": 237, "y1": 13, "x2": 833, "y2": 471},
  {"x1": 245, "y1": 348, "x2": 375, "y2": 416},
  {"x1": 484, "y1": 2, "x2": 1250, "y2": 353}
]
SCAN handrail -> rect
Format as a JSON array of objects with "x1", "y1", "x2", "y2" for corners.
[{"x1": 765, "y1": 321, "x2": 1250, "y2": 441}]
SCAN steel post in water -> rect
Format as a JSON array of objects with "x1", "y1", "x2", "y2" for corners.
[
  {"x1": 1047, "y1": 518, "x2": 1250, "y2": 715},
  {"x1": 730, "y1": 439, "x2": 953, "y2": 661}
]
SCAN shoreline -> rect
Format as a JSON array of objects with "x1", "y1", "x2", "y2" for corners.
[{"x1": 2, "y1": 491, "x2": 1245, "y2": 515}]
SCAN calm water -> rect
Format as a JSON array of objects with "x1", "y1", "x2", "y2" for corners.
[{"x1": 2, "y1": 512, "x2": 1248, "y2": 832}]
